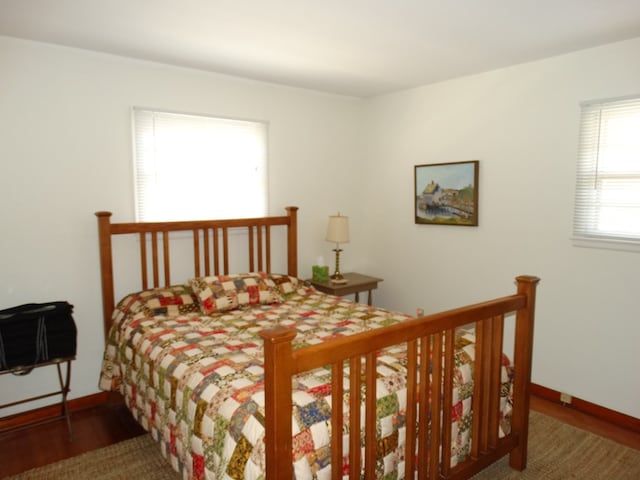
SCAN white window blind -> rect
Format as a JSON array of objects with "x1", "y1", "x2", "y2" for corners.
[
  {"x1": 133, "y1": 108, "x2": 267, "y2": 222},
  {"x1": 573, "y1": 96, "x2": 640, "y2": 251}
]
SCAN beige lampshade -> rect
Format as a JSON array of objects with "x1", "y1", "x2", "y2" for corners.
[{"x1": 326, "y1": 214, "x2": 350, "y2": 244}]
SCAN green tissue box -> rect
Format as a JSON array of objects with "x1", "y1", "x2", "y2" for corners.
[{"x1": 312, "y1": 265, "x2": 329, "y2": 283}]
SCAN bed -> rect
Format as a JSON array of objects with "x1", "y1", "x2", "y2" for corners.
[{"x1": 96, "y1": 206, "x2": 539, "y2": 480}]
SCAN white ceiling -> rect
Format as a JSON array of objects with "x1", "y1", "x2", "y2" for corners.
[{"x1": 2, "y1": 0, "x2": 640, "y2": 97}]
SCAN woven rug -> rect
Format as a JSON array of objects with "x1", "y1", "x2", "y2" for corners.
[
  {"x1": 470, "y1": 411, "x2": 640, "y2": 479},
  {"x1": 6, "y1": 411, "x2": 640, "y2": 479}
]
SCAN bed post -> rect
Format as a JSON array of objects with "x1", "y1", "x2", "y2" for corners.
[
  {"x1": 259, "y1": 325, "x2": 297, "y2": 480},
  {"x1": 95, "y1": 211, "x2": 115, "y2": 340},
  {"x1": 285, "y1": 206, "x2": 298, "y2": 277},
  {"x1": 509, "y1": 275, "x2": 540, "y2": 470}
]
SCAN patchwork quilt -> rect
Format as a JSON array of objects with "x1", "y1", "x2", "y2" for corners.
[{"x1": 99, "y1": 275, "x2": 513, "y2": 480}]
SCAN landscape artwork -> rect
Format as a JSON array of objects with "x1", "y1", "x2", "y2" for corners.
[{"x1": 414, "y1": 160, "x2": 479, "y2": 226}]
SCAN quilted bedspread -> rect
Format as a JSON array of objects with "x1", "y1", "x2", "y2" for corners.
[{"x1": 99, "y1": 281, "x2": 513, "y2": 480}]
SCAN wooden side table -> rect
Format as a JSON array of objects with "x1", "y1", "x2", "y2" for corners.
[{"x1": 309, "y1": 272, "x2": 383, "y2": 306}]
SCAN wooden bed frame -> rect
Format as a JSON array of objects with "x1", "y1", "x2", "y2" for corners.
[
  {"x1": 95, "y1": 206, "x2": 299, "y2": 338},
  {"x1": 96, "y1": 206, "x2": 539, "y2": 480}
]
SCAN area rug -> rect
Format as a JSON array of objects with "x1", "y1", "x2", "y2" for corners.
[
  {"x1": 6, "y1": 411, "x2": 640, "y2": 479},
  {"x1": 470, "y1": 411, "x2": 640, "y2": 479}
]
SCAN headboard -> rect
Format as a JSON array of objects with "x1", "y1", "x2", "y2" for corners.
[{"x1": 95, "y1": 206, "x2": 299, "y2": 338}]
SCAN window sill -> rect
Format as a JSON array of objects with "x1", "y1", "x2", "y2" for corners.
[{"x1": 572, "y1": 236, "x2": 640, "y2": 253}]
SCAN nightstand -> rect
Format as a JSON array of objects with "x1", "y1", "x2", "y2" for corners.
[{"x1": 309, "y1": 272, "x2": 383, "y2": 306}]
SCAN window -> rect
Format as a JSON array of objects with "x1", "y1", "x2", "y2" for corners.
[
  {"x1": 573, "y1": 96, "x2": 640, "y2": 251},
  {"x1": 133, "y1": 108, "x2": 267, "y2": 222}
]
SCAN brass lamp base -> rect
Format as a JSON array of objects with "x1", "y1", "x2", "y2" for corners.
[
  {"x1": 330, "y1": 274, "x2": 347, "y2": 284},
  {"x1": 331, "y1": 247, "x2": 348, "y2": 284}
]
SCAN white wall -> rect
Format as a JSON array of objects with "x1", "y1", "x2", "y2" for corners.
[
  {"x1": 361, "y1": 37, "x2": 640, "y2": 418},
  {"x1": 0, "y1": 36, "x2": 363, "y2": 414}
]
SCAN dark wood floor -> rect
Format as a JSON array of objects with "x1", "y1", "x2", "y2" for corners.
[
  {"x1": 1, "y1": 395, "x2": 639, "y2": 478},
  {"x1": 0, "y1": 401, "x2": 146, "y2": 478}
]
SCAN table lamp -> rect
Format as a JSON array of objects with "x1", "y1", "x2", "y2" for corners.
[{"x1": 326, "y1": 213, "x2": 349, "y2": 284}]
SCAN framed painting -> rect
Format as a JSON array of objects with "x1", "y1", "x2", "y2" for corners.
[{"x1": 414, "y1": 160, "x2": 479, "y2": 226}]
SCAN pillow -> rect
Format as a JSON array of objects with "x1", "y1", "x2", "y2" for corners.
[
  {"x1": 267, "y1": 274, "x2": 303, "y2": 295},
  {"x1": 190, "y1": 272, "x2": 281, "y2": 315},
  {"x1": 120, "y1": 285, "x2": 200, "y2": 317}
]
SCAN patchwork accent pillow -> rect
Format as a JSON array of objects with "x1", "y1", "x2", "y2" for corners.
[
  {"x1": 190, "y1": 273, "x2": 281, "y2": 315},
  {"x1": 268, "y1": 274, "x2": 303, "y2": 295},
  {"x1": 120, "y1": 285, "x2": 200, "y2": 317}
]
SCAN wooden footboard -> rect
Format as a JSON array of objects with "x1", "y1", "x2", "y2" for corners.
[{"x1": 260, "y1": 275, "x2": 539, "y2": 480}]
